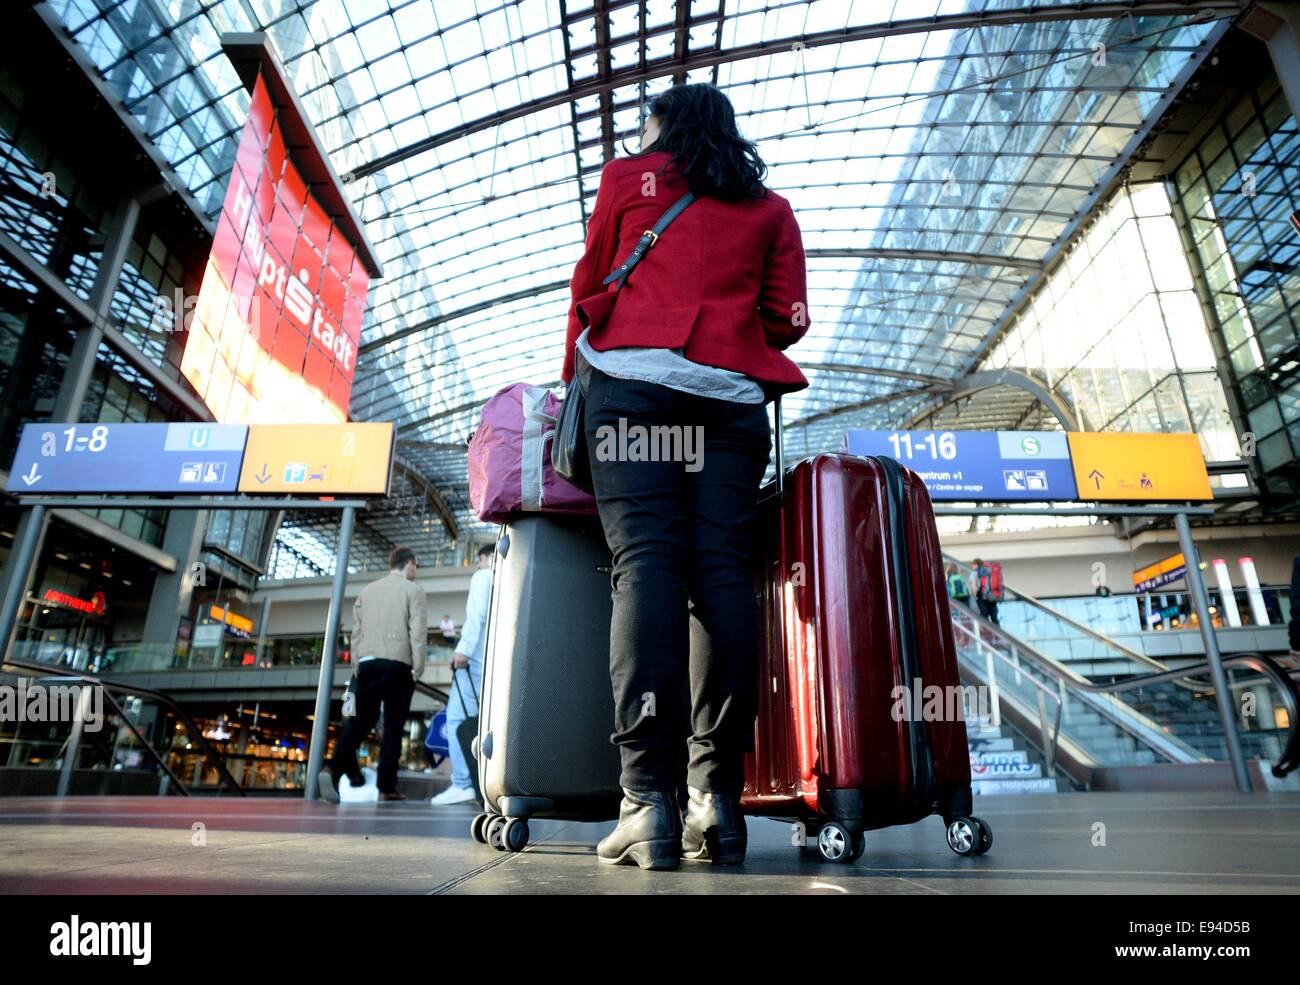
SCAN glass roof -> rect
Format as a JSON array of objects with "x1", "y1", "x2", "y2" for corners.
[{"x1": 46, "y1": 0, "x2": 1228, "y2": 540}]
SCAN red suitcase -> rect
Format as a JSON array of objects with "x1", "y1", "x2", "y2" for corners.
[{"x1": 742, "y1": 450, "x2": 991, "y2": 863}]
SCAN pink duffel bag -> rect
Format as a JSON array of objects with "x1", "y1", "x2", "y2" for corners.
[{"x1": 467, "y1": 382, "x2": 598, "y2": 523}]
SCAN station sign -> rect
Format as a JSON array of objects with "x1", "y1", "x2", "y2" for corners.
[
  {"x1": 5, "y1": 423, "x2": 247, "y2": 494},
  {"x1": 1132, "y1": 552, "x2": 1188, "y2": 592},
  {"x1": 210, "y1": 605, "x2": 254, "y2": 637},
  {"x1": 6, "y1": 421, "x2": 393, "y2": 497},
  {"x1": 1066, "y1": 432, "x2": 1212, "y2": 501},
  {"x1": 236, "y1": 423, "x2": 394, "y2": 495},
  {"x1": 43, "y1": 589, "x2": 108, "y2": 617},
  {"x1": 843, "y1": 430, "x2": 1078, "y2": 501},
  {"x1": 843, "y1": 428, "x2": 1213, "y2": 503}
]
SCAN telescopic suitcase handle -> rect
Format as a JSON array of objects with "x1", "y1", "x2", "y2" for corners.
[{"x1": 773, "y1": 394, "x2": 785, "y2": 501}]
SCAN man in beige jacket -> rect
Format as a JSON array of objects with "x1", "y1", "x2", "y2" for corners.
[{"x1": 318, "y1": 546, "x2": 427, "y2": 803}]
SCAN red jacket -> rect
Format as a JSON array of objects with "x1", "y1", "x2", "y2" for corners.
[{"x1": 563, "y1": 151, "x2": 810, "y2": 393}]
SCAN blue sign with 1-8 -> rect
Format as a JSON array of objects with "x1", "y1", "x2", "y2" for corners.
[
  {"x1": 5, "y1": 423, "x2": 248, "y2": 494},
  {"x1": 843, "y1": 429, "x2": 1080, "y2": 502}
]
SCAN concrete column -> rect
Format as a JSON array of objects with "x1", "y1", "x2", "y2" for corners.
[
  {"x1": 140, "y1": 508, "x2": 208, "y2": 648},
  {"x1": 1252, "y1": 4, "x2": 1300, "y2": 120},
  {"x1": 51, "y1": 194, "x2": 142, "y2": 423},
  {"x1": 1211, "y1": 559, "x2": 1242, "y2": 628},
  {"x1": 253, "y1": 594, "x2": 272, "y2": 666},
  {"x1": 1237, "y1": 557, "x2": 1271, "y2": 627}
]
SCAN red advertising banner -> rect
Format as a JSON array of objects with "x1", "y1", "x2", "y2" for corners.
[{"x1": 181, "y1": 72, "x2": 370, "y2": 424}]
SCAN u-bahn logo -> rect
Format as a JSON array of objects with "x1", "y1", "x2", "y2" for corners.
[{"x1": 188, "y1": 427, "x2": 210, "y2": 449}]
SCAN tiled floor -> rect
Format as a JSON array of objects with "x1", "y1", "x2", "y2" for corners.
[{"x1": 1, "y1": 792, "x2": 1297, "y2": 894}]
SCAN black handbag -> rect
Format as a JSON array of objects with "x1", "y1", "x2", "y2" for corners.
[{"x1": 551, "y1": 191, "x2": 698, "y2": 492}]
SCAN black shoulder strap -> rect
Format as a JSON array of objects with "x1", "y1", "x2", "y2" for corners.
[{"x1": 602, "y1": 191, "x2": 697, "y2": 289}]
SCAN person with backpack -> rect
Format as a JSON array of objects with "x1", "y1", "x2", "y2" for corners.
[
  {"x1": 945, "y1": 563, "x2": 971, "y2": 609},
  {"x1": 973, "y1": 557, "x2": 1002, "y2": 625}
]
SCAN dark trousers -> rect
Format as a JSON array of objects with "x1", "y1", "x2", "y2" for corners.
[
  {"x1": 582, "y1": 366, "x2": 771, "y2": 798},
  {"x1": 977, "y1": 598, "x2": 1000, "y2": 624},
  {"x1": 330, "y1": 657, "x2": 415, "y2": 794}
]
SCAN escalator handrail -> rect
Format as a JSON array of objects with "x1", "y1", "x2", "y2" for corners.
[
  {"x1": 2, "y1": 656, "x2": 246, "y2": 796},
  {"x1": 951, "y1": 631, "x2": 1098, "y2": 773},
  {"x1": 943, "y1": 553, "x2": 1169, "y2": 673},
  {"x1": 950, "y1": 607, "x2": 1208, "y2": 764},
  {"x1": 951, "y1": 610, "x2": 1299, "y2": 776},
  {"x1": 414, "y1": 679, "x2": 449, "y2": 704},
  {"x1": 946, "y1": 565, "x2": 1249, "y2": 704},
  {"x1": 1080, "y1": 652, "x2": 1299, "y2": 778},
  {"x1": 94, "y1": 686, "x2": 196, "y2": 795}
]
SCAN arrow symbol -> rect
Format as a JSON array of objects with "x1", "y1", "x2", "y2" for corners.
[
  {"x1": 1088, "y1": 468, "x2": 1104, "y2": 490},
  {"x1": 254, "y1": 463, "x2": 271, "y2": 484},
  {"x1": 21, "y1": 463, "x2": 40, "y2": 486}
]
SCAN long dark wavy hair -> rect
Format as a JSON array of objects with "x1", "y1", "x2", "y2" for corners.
[{"x1": 633, "y1": 83, "x2": 767, "y2": 201}]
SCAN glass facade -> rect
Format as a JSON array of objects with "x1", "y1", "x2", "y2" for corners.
[
  {"x1": 1171, "y1": 70, "x2": 1300, "y2": 507},
  {"x1": 984, "y1": 182, "x2": 1242, "y2": 467},
  {"x1": 39, "y1": 1, "x2": 1225, "y2": 531}
]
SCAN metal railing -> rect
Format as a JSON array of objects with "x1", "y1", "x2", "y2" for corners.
[
  {"x1": 950, "y1": 604, "x2": 1207, "y2": 770},
  {"x1": 946, "y1": 573, "x2": 1300, "y2": 781},
  {"x1": 2, "y1": 656, "x2": 245, "y2": 796}
]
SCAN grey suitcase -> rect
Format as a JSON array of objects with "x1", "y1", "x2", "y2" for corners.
[{"x1": 472, "y1": 514, "x2": 621, "y2": 852}]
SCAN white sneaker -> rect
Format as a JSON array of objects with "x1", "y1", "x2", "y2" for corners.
[{"x1": 429, "y1": 785, "x2": 477, "y2": 806}]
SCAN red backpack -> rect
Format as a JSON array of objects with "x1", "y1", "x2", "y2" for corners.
[{"x1": 984, "y1": 561, "x2": 1004, "y2": 602}]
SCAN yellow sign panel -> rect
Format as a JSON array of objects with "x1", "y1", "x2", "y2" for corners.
[
  {"x1": 210, "y1": 605, "x2": 254, "y2": 635},
  {"x1": 1066, "y1": 432, "x2": 1212, "y2": 501},
  {"x1": 1131, "y1": 552, "x2": 1186, "y2": 590},
  {"x1": 237, "y1": 423, "x2": 394, "y2": 495}
]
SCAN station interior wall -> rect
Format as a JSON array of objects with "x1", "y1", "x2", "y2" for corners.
[
  {"x1": 240, "y1": 522, "x2": 1299, "y2": 639},
  {"x1": 941, "y1": 522, "x2": 1299, "y2": 597}
]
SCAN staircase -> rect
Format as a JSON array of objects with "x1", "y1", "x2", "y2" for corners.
[{"x1": 966, "y1": 713, "x2": 1060, "y2": 795}]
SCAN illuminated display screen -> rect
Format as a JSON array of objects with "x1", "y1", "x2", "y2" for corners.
[{"x1": 181, "y1": 72, "x2": 369, "y2": 424}]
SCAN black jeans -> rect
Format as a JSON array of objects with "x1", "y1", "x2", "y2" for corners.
[
  {"x1": 977, "y1": 598, "x2": 1000, "y2": 625},
  {"x1": 582, "y1": 365, "x2": 771, "y2": 798},
  {"x1": 330, "y1": 657, "x2": 415, "y2": 794}
]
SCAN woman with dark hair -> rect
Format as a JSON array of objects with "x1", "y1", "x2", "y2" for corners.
[{"x1": 562, "y1": 83, "x2": 810, "y2": 871}]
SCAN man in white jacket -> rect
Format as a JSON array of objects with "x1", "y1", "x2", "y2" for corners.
[{"x1": 431, "y1": 543, "x2": 494, "y2": 805}]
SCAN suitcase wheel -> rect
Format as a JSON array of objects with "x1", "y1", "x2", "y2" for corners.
[
  {"x1": 815, "y1": 822, "x2": 863, "y2": 864},
  {"x1": 945, "y1": 816, "x2": 992, "y2": 857},
  {"x1": 502, "y1": 817, "x2": 530, "y2": 853},
  {"x1": 470, "y1": 812, "x2": 490, "y2": 844},
  {"x1": 486, "y1": 814, "x2": 509, "y2": 851}
]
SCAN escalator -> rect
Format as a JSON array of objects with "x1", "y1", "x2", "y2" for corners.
[
  {"x1": 0, "y1": 650, "x2": 453, "y2": 796},
  {"x1": 944, "y1": 557, "x2": 1300, "y2": 790},
  {"x1": 0, "y1": 655, "x2": 244, "y2": 796}
]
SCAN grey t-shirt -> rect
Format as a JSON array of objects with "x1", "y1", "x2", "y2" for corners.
[{"x1": 575, "y1": 328, "x2": 765, "y2": 404}]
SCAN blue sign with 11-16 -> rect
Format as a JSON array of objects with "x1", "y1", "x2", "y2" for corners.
[
  {"x1": 843, "y1": 430, "x2": 1080, "y2": 502},
  {"x1": 5, "y1": 423, "x2": 248, "y2": 494}
]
